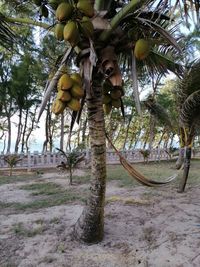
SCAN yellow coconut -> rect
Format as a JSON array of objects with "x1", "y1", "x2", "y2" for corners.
[
  {"x1": 67, "y1": 98, "x2": 81, "y2": 111},
  {"x1": 57, "y1": 90, "x2": 71, "y2": 102},
  {"x1": 52, "y1": 99, "x2": 66, "y2": 115},
  {"x1": 58, "y1": 74, "x2": 73, "y2": 90},
  {"x1": 134, "y1": 39, "x2": 150, "y2": 60},
  {"x1": 70, "y1": 84, "x2": 84, "y2": 99},
  {"x1": 63, "y1": 20, "x2": 79, "y2": 46},
  {"x1": 56, "y1": 3, "x2": 73, "y2": 22},
  {"x1": 80, "y1": 16, "x2": 94, "y2": 37},
  {"x1": 77, "y1": 0, "x2": 94, "y2": 17},
  {"x1": 103, "y1": 103, "x2": 112, "y2": 115},
  {"x1": 55, "y1": 23, "x2": 65, "y2": 41},
  {"x1": 70, "y1": 73, "x2": 82, "y2": 86}
]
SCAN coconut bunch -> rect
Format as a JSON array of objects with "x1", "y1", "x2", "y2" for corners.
[
  {"x1": 102, "y1": 80, "x2": 124, "y2": 115},
  {"x1": 53, "y1": 0, "x2": 94, "y2": 46},
  {"x1": 52, "y1": 71, "x2": 84, "y2": 115},
  {"x1": 100, "y1": 46, "x2": 125, "y2": 115}
]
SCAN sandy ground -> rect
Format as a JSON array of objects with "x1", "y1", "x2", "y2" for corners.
[{"x1": 0, "y1": 171, "x2": 200, "y2": 267}]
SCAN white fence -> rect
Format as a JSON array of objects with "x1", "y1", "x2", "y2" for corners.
[{"x1": 0, "y1": 148, "x2": 177, "y2": 170}]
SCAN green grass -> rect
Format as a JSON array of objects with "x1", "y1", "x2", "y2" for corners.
[
  {"x1": 107, "y1": 159, "x2": 200, "y2": 187},
  {"x1": 13, "y1": 222, "x2": 46, "y2": 237},
  {"x1": 0, "y1": 175, "x2": 35, "y2": 185},
  {"x1": 0, "y1": 191, "x2": 87, "y2": 212},
  {"x1": 20, "y1": 182, "x2": 64, "y2": 196}
]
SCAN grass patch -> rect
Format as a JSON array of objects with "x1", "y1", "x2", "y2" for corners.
[
  {"x1": 0, "y1": 189, "x2": 88, "y2": 213},
  {"x1": 107, "y1": 159, "x2": 200, "y2": 187},
  {"x1": 0, "y1": 175, "x2": 35, "y2": 185},
  {"x1": 20, "y1": 182, "x2": 64, "y2": 196},
  {"x1": 13, "y1": 222, "x2": 46, "y2": 237}
]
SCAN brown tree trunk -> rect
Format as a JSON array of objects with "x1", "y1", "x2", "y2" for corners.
[
  {"x1": 73, "y1": 73, "x2": 106, "y2": 244},
  {"x1": 178, "y1": 146, "x2": 191, "y2": 193},
  {"x1": 175, "y1": 147, "x2": 185, "y2": 169},
  {"x1": 15, "y1": 109, "x2": 23, "y2": 153},
  {"x1": 60, "y1": 113, "x2": 64, "y2": 150}
]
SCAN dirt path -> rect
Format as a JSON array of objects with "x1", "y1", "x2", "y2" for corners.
[{"x1": 0, "y1": 172, "x2": 200, "y2": 267}]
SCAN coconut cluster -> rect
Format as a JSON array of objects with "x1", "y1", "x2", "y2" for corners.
[
  {"x1": 54, "y1": 0, "x2": 94, "y2": 46},
  {"x1": 102, "y1": 81, "x2": 124, "y2": 115},
  {"x1": 52, "y1": 71, "x2": 84, "y2": 115}
]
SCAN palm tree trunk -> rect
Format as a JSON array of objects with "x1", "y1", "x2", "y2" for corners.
[
  {"x1": 175, "y1": 147, "x2": 185, "y2": 169},
  {"x1": 178, "y1": 146, "x2": 191, "y2": 193},
  {"x1": 73, "y1": 74, "x2": 106, "y2": 244},
  {"x1": 60, "y1": 113, "x2": 64, "y2": 150}
]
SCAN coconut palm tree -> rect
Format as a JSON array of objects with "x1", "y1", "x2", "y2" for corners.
[
  {"x1": 2, "y1": 0, "x2": 200, "y2": 244},
  {"x1": 174, "y1": 60, "x2": 200, "y2": 192}
]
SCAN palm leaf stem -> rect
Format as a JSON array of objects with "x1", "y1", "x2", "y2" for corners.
[
  {"x1": 99, "y1": 0, "x2": 148, "y2": 42},
  {"x1": 5, "y1": 16, "x2": 51, "y2": 31}
]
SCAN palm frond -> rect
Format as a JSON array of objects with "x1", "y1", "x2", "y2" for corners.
[
  {"x1": 0, "y1": 13, "x2": 16, "y2": 49},
  {"x1": 180, "y1": 89, "x2": 200, "y2": 129},
  {"x1": 176, "y1": 59, "x2": 200, "y2": 105},
  {"x1": 143, "y1": 95, "x2": 173, "y2": 129}
]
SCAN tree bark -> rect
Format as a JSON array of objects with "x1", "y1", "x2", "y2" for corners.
[
  {"x1": 15, "y1": 108, "x2": 23, "y2": 153},
  {"x1": 60, "y1": 113, "x2": 64, "y2": 150},
  {"x1": 6, "y1": 115, "x2": 11, "y2": 153},
  {"x1": 178, "y1": 146, "x2": 191, "y2": 193},
  {"x1": 21, "y1": 108, "x2": 29, "y2": 153},
  {"x1": 73, "y1": 73, "x2": 106, "y2": 244},
  {"x1": 175, "y1": 147, "x2": 185, "y2": 169}
]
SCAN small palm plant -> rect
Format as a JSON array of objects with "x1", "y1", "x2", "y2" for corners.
[
  {"x1": 139, "y1": 149, "x2": 150, "y2": 163},
  {"x1": 3, "y1": 154, "x2": 22, "y2": 176},
  {"x1": 56, "y1": 148, "x2": 84, "y2": 185}
]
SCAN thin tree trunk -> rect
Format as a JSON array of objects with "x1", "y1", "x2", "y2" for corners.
[
  {"x1": 60, "y1": 113, "x2": 64, "y2": 150},
  {"x1": 25, "y1": 106, "x2": 37, "y2": 152},
  {"x1": 178, "y1": 146, "x2": 191, "y2": 193},
  {"x1": 6, "y1": 115, "x2": 11, "y2": 153},
  {"x1": 73, "y1": 73, "x2": 106, "y2": 244},
  {"x1": 21, "y1": 108, "x2": 29, "y2": 153},
  {"x1": 15, "y1": 109, "x2": 23, "y2": 153},
  {"x1": 148, "y1": 115, "x2": 155, "y2": 150},
  {"x1": 82, "y1": 118, "x2": 87, "y2": 149},
  {"x1": 123, "y1": 111, "x2": 133, "y2": 150},
  {"x1": 43, "y1": 106, "x2": 50, "y2": 152}
]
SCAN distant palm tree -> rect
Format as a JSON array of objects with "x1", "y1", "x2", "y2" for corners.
[{"x1": 174, "y1": 60, "x2": 200, "y2": 192}]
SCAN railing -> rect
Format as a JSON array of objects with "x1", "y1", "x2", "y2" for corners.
[{"x1": 0, "y1": 148, "x2": 187, "y2": 170}]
